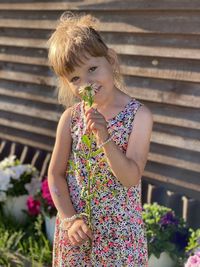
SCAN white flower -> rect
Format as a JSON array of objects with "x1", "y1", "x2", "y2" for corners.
[
  {"x1": 0, "y1": 155, "x2": 16, "y2": 170},
  {"x1": 25, "y1": 164, "x2": 37, "y2": 175},
  {"x1": 0, "y1": 156, "x2": 39, "y2": 199},
  {"x1": 0, "y1": 169, "x2": 12, "y2": 191},
  {"x1": 78, "y1": 83, "x2": 98, "y2": 97},
  {"x1": 25, "y1": 176, "x2": 41, "y2": 195},
  {"x1": 9, "y1": 165, "x2": 29, "y2": 180}
]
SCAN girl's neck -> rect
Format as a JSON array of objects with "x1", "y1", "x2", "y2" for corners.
[{"x1": 94, "y1": 89, "x2": 132, "y2": 121}]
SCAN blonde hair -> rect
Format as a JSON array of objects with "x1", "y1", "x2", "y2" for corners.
[{"x1": 48, "y1": 12, "x2": 125, "y2": 108}]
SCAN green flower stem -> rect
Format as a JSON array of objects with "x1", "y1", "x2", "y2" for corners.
[{"x1": 70, "y1": 85, "x2": 105, "y2": 249}]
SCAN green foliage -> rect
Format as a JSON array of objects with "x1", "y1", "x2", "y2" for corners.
[
  {"x1": 0, "y1": 207, "x2": 52, "y2": 266},
  {"x1": 142, "y1": 203, "x2": 190, "y2": 265},
  {"x1": 81, "y1": 86, "x2": 94, "y2": 107},
  {"x1": 82, "y1": 135, "x2": 91, "y2": 149},
  {"x1": 185, "y1": 228, "x2": 200, "y2": 254},
  {"x1": 7, "y1": 172, "x2": 32, "y2": 197}
]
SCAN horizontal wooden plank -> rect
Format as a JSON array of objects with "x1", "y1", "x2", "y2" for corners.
[
  {"x1": 3, "y1": 119, "x2": 197, "y2": 172},
  {"x1": 148, "y1": 152, "x2": 200, "y2": 173},
  {"x1": 1, "y1": 36, "x2": 199, "y2": 60},
  {"x1": 111, "y1": 44, "x2": 200, "y2": 60},
  {"x1": 1, "y1": 81, "x2": 199, "y2": 130},
  {"x1": 0, "y1": 118, "x2": 55, "y2": 138},
  {"x1": 0, "y1": 53, "x2": 47, "y2": 66},
  {"x1": 153, "y1": 113, "x2": 200, "y2": 130},
  {"x1": 0, "y1": 100, "x2": 59, "y2": 121},
  {"x1": 0, "y1": 1, "x2": 200, "y2": 11},
  {"x1": 1, "y1": 86, "x2": 199, "y2": 130},
  {"x1": 121, "y1": 64, "x2": 200, "y2": 83},
  {"x1": 127, "y1": 86, "x2": 200, "y2": 108},
  {"x1": 2, "y1": 116, "x2": 199, "y2": 154},
  {"x1": 0, "y1": 37, "x2": 46, "y2": 48},
  {"x1": 0, "y1": 87, "x2": 57, "y2": 104},
  {"x1": 144, "y1": 170, "x2": 200, "y2": 192},
  {"x1": 0, "y1": 19, "x2": 55, "y2": 30},
  {"x1": 0, "y1": 132, "x2": 52, "y2": 151},
  {"x1": 1, "y1": 53, "x2": 200, "y2": 84},
  {"x1": 1, "y1": 101, "x2": 199, "y2": 152},
  {"x1": 0, "y1": 18, "x2": 200, "y2": 35},
  {"x1": 1, "y1": 72, "x2": 200, "y2": 111},
  {"x1": 0, "y1": 70, "x2": 55, "y2": 86},
  {"x1": 151, "y1": 131, "x2": 200, "y2": 152}
]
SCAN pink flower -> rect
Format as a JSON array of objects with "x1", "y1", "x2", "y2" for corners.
[
  {"x1": 103, "y1": 246, "x2": 109, "y2": 252},
  {"x1": 125, "y1": 240, "x2": 132, "y2": 248},
  {"x1": 107, "y1": 180, "x2": 113, "y2": 185},
  {"x1": 27, "y1": 196, "x2": 41, "y2": 216},
  {"x1": 185, "y1": 252, "x2": 200, "y2": 267},
  {"x1": 93, "y1": 198, "x2": 99, "y2": 205},
  {"x1": 41, "y1": 178, "x2": 54, "y2": 207},
  {"x1": 135, "y1": 205, "x2": 142, "y2": 211},
  {"x1": 127, "y1": 190, "x2": 132, "y2": 197},
  {"x1": 127, "y1": 255, "x2": 133, "y2": 263}
]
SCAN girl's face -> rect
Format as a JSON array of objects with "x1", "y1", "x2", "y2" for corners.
[{"x1": 66, "y1": 55, "x2": 115, "y2": 104}]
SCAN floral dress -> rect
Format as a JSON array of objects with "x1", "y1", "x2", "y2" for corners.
[{"x1": 53, "y1": 98, "x2": 148, "y2": 267}]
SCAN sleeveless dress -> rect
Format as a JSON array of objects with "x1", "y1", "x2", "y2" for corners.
[{"x1": 53, "y1": 98, "x2": 148, "y2": 267}]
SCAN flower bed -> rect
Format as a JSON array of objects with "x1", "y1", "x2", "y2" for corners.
[{"x1": 0, "y1": 155, "x2": 200, "y2": 266}]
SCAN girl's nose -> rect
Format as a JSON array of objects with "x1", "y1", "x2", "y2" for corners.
[{"x1": 82, "y1": 76, "x2": 93, "y2": 86}]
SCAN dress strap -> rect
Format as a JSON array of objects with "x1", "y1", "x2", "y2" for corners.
[{"x1": 126, "y1": 99, "x2": 143, "y2": 130}]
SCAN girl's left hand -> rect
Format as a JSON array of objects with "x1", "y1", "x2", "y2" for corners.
[{"x1": 85, "y1": 107, "x2": 109, "y2": 145}]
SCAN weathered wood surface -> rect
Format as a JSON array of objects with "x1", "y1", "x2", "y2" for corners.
[{"x1": 0, "y1": 1, "x2": 199, "y2": 203}]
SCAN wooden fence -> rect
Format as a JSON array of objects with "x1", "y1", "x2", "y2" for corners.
[{"x1": 0, "y1": 1, "x2": 200, "y2": 227}]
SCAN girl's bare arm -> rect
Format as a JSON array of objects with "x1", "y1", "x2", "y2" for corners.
[
  {"x1": 48, "y1": 108, "x2": 76, "y2": 220},
  {"x1": 48, "y1": 107, "x2": 93, "y2": 245},
  {"x1": 102, "y1": 105, "x2": 153, "y2": 188}
]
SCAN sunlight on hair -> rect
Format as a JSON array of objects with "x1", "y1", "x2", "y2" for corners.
[{"x1": 48, "y1": 12, "x2": 125, "y2": 108}]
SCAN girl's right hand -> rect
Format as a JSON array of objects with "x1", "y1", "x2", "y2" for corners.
[{"x1": 67, "y1": 219, "x2": 93, "y2": 246}]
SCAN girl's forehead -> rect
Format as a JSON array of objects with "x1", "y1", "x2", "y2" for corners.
[
  {"x1": 71, "y1": 56, "x2": 104, "y2": 72},
  {"x1": 80, "y1": 55, "x2": 102, "y2": 66}
]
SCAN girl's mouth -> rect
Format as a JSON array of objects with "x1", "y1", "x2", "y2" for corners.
[{"x1": 92, "y1": 84, "x2": 101, "y2": 96}]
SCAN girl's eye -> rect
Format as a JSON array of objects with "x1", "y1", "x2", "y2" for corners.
[
  {"x1": 89, "y1": 66, "x2": 97, "y2": 72},
  {"x1": 70, "y1": 76, "x2": 79, "y2": 83}
]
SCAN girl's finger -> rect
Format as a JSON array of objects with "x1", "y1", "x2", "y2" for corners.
[
  {"x1": 77, "y1": 229, "x2": 88, "y2": 240},
  {"x1": 87, "y1": 118, "x2": 105, "y2": 131},
  {"x1": 90, "y1": 122, "x2": 106, "y2": 132},
  {"x1": 85, "y1": 107, "x2": 96, "y2": 116},
  {"x1": 81, "y1": 224, "x2": 93, "y2": 239},
  {"x1": 69, "y1": 236, "x2": 77, "y2": 246},
  {"x1": 86, "y1": 113, "x2": 103, "y2": 123},
  {"x1": 73, "y1": 232, "x2": 83, "y2": 243}
]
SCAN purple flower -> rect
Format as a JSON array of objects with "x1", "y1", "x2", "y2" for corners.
[
  {"x1": 172, "y1": 227, "x2": 190, "y2": 251},
  {"x1": 159, "y1": 211, "x2": 179, "y2": 227},
  {"x1": 27, "y1": 196, "x2": 41, "y2": 216}
]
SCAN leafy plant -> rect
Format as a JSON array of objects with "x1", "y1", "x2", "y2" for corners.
[
  {"x1": 142, "y1": 203, "x2": 190, "y2": 265},
  {"x1": 0, "y1": 207, "x2": 52, "y2": 266},
  {"x1": 186, "y1": 228, "x2": 200, "y2": 255}
]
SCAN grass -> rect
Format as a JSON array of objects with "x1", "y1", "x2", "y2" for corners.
[{"x1": 0, "y1": 206, "x2": 52, "y2": 267}]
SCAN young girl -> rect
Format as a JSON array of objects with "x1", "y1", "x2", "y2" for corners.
[{"x1": 48, "y1": 12, "x2": 153, "y2": 267}]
